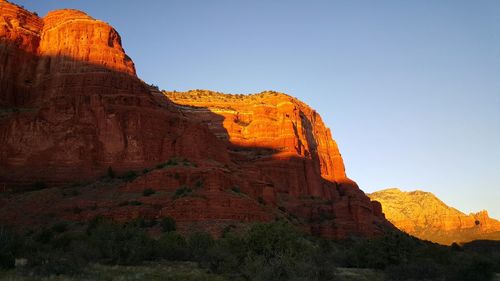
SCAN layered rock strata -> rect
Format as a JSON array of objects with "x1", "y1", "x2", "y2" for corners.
[
  {"x1": 0, "y1": 0, "x2": 388, "y2": 238},
  {"x1": 0, "y1": 2, "x2": 226, "y2": 186}
]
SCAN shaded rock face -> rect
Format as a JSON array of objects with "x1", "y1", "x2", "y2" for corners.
[
  {"x1": 0, "y1": 2, "x2": 227, "y2": 186},
  {"x1": 165, "y1": 91, "x2": 346, "y2": 193},
  {"x1": 0, "y1": 1, "x2": 388, "y2": 238},
  {"x1": 368, "y1": 188, "x2": 500, "y2": 245},
  {"x1": 162, "y1": 90, "x2": 388, "y2": 237}
]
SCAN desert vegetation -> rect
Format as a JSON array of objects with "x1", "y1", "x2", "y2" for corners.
[
  {"x1": 164, "y1": 89, "x2": 291, "y2": 105},
  {"x1": 0, "y1": 221, "x2": 498, "y2": 281}
]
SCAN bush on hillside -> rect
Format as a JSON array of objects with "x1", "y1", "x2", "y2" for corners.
[
  {"x1": 87, "y1": 221, "x2": 154, "y2": 265},
  {"x1": 121, "y1": 171, "x2": 138, "y2": 182},
  {"x1": 0, "y1": 226, "x2": 17, "y2": 269},
  {"x1": 188, "y1": 231, "x2": 215, "y2": 262},
  {"x1": 160, "y1": 217, "x2": 176, "y2": 233},
  {"x1": 143, "y1": 188, "x2": 155, "y2": 196},
  {"x1": 240, "y1": 221, "x2": 332, "y2": 281},
  {"x1": 155, "y1": 232, "x2": 188, "y2": 261}
]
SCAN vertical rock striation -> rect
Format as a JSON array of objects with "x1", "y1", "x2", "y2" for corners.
[
  {"x1": 0, "y1": 1, "x2": 388, "y2": 238},
  {"x1": 164, "y1": 90, "x2": 387, "y2": 237},
  {"x1": 0, "y1": 2, "x2": 227, "y2": 186}
]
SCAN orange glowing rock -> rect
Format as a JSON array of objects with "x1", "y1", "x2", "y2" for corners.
[
  {"x1": 161, "y1": 90, "x2": 387, "y2": 237},
  {"x1": 0, "y1": 1, "x2": 388, "y2": 238},
  {"x1": 369, "y1": 188, "x2": 500, "y2": 245}
]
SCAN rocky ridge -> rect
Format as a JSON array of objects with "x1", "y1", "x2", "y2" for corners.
[
  {"x1": 0, "y1": 0, "x2": 388, "y2": 238},
  {"x1": 368, "y1": 188, "x2": 500, "y2": 245}
]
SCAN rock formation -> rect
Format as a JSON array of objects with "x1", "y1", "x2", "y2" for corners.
[
  {"x1": 161, "y1": 90, "x2": 388, "y2": 237},
  {"x1": 0, "y1": 1, "x2": 226, "y2": 187},
  {"x1": 368, "y1": 188, "x2": 500, "y2": 245},
  {"x1": 0, "y1": 0, "x2": 388, "y2": 238}
]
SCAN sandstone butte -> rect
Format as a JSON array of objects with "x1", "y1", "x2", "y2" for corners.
[
  {"x1": 0, "y1": 0, "x2": 390, "y2": 238},
  {"x1": 368, "y1": 188, "x2": 500, "y2": 245}
]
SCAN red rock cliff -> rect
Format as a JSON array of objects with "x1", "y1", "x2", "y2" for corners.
[
  {"x1": 166, "y1": 90, "x2": 346, "y2": 193},
  {"x1": 0, "y1": 1, "x2": 227, "y2": 187},
  {"x1": 0, "y1": 1, "x2": 388, "y2": 239},
  {"x1": 152, "y1": 90, "x2": 387, "y2": 238}
]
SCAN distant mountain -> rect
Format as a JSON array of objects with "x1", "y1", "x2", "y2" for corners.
[{"x1": 368, "y1": 188, "x2": 500, "y2": 245}]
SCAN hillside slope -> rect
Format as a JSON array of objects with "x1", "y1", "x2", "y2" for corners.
[{"x1": 368, "y1": 188, "x2": 500, "y2": 244}]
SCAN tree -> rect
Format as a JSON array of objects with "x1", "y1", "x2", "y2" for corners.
[
  {"x1": 155, "y1": 232, "x2": 188, "y2": 260},
  {"x1": 160, "y1": 217, "x2": 176, "y2": 232},
  {"x1": 0, "y1": 226, "x2": 16, "y2": 269}
]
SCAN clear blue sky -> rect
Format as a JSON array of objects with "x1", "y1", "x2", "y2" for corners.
[{"x1": 19, "y1": 0, "x2": 500, "y2": 218}]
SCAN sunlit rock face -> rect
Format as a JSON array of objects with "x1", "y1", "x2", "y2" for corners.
[
  {"x1": 0, "y1": 0, "x2": 43, "y2": 106},
  {"x1": 368, "y1": 188, "x2": 500, "y2": 245},
  {"x1": 165, "y1": 91, "x2": 347, "y2": 192},
  {"x1": 0, "y1": 0, "x2": 389, "y2": 238},
  {"x1": 0, "y1": 1, "x2": 227, "y2": 186},
  {"x1": 40, "y1": 9, "x2": 136, "y2": 76},
  {"x1": 163, "y1": 90, "x2": 389, "y2": 237}
]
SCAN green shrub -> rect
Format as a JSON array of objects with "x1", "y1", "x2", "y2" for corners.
[
  {"x1": 257, "y1": 196, "x2": 266, "y2": 205},
  {"x1": 173, "y1": 186, "x2": 192, "y2": 199},
  {"x1": 446, "y1": 254, "x2": 495, "y2": 281},
  {"x1": 156, "y1": 162, "x2": 167, "y2": 169},
  {"x1": 121, "y1": 171, "x2": 138, "y2": 182},
  {"x1": 156, "y1": 159, "x2": 179, "y2": 169},
  {"x1": 88, "y1": 222, "x2": 154, "y2": 265},
  {"x1": 143, "y1": 188, "x2": 155, "y2": 196},
  {"x1": 341, "y1": 230, "x2": 421, "y2": 269},
  {"x1": 206, "y1": 232, "x2": 246, "y2": 275},
  {"x1": 67, "y1": 238, "x2": 100, "y2": 262},
  {"x1": 50, "y1": 232, "x2": 86, "y2": 251},
  {"x1": 195, "y1": 180, "x2": 203, "y2": 188},
  {"x1": 35, "y1": 228, "x2": 54, "y2": 244},
  {"x1": 3, "y1": 215, "x2": 496, "y2": 281},
  {"x1": 0, "y1": 226, "x2": 17, "y2": 269},
  {"x1": 241, "y1": 222, "x2": 323, "y2": 281},
  {"x1": 155, "y1": 232, "x2": 188, "y2": 260},
  {"x1": 128, "y1": 217, "x2": 156, "y2": 229},
  {"x1": 86, "y1": 216, "x2": 105, "y2": 235},
  {"x1": 23, "y1": 250, "x2": 86, "y2": 276},
  {"x1": 160, "y1": 217, "x2": 176, "y2": 233},
  {"x1": 167, "y1": 159, "x2": 178, "y2": 166},
  {"x1": 188, "y1": 232, "x2": 215, "y2": 262},
  {"x1": 0, "y1": 252, "x2": 15, "y2": 270},
  {"x1": 231, "y1": 186, "x2": 241, "y2": 193},
  {"x1": 128, "y1": 200, "x2": 142, "y2": 206},
  {"x1": 244, "y1": 222, "x2": 305, "y2": 261}
]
